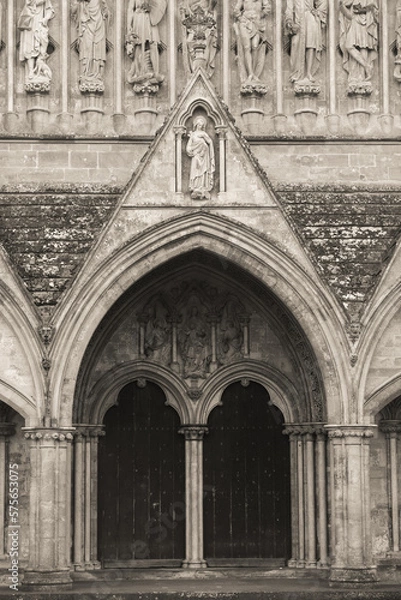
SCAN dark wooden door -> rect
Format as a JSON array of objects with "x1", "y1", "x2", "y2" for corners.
[
  {"x1": 203, "y1": 381, "x2": 291, "y2": 563},
  {"x1": 98, "y1": 381, "x2": 185, "y2": 565}
]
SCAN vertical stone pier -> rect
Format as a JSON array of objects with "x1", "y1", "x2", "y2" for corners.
[
  {"x1": 326, "y1": 425, "x2": 377, "y2": 583},
  {"x1": 22, "y1": 428, "x2": 74, "y2": 588}
]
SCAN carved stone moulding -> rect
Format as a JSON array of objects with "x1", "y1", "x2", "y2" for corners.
[
  {"x1": 293, "y1": 83, "x2": 321, "y2": 97},
  {"x1": 240, "y1": 82, "x2": 268, "y2": 96},
  {"x1": 24, "y1": 81, "x2": 51, "y2": 94},
  {"x1": 347, "y1": 82, "x2": 373, "y2": 97},
  {"x1": 79, "y1": 80, "x2": 105, "y2": 95}
]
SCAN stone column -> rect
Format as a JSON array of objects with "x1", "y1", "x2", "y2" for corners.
[
  {"x1": 0, "y1": 424, "x2": 15, "y2": 558},
  {"x1": 22, "y1": 428, "x2": 74, "y2": 588},
  {"x1": 179, "y1": 425, "x2": 208, "y2": 569},
  {"x1": 73, "y1": 425, "x2": 104, "y2": 571},
  {"x1": 284, "y1": 424, "x2": 328, "y2": 569},
  {"x1": 380, "y1": 421, "x2": 401, "y2": 554},
  {"x1": 326, "y1": 425, "x2": 377, "y2": 583}
]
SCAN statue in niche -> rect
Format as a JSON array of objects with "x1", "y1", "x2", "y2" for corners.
[
  {"x1": 233, "y1": 0, "x2": 270, "y2": 95},
  {"x1": 179, "y1": 0, "x2": 217, "y2": 77},
  {"x1": 180, "y1": 305, "x2": 210, "y2": 378},
  {"x1": 126, "y1": 0, "x2": 167, "y2": 92},
  {"x1": 186, "y1": 116, "x2": 215, "y2": 200},
  {"x1": 18, "y1": 0, "x2": 55, "y2": 92},
  {"x1": 394, "y1": 0, "x2": 401, "y2": 82},
  {"x1": 144, "y1": 300, "x2": 171, "y2": 363},
  {"x1": 285, "y1": 0, "x2": 327, "y2": 86},
  {"x1": 218, "y1": 300, "x2": 244, "y2": 365},
  {"x1": 339, "y1": 0, "x2": 378, "y2": 93},
  {"x1": 72, "y1": 0, "x2": 109, "y2": 93}
]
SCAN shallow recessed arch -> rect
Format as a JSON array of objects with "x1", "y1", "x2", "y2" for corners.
[
  {"x1": 195, "y1": 360, "x2": 301, "y2": 425},
  {"x1": 364, "y1": 373, "x2": 401, "y2": 421},
  {"x1": 358, "y1": 281, "x2": 401, "y2": 421},
  {"x1": 0, "y1": 379, "x2": 36, "y2": 423},
  {"x1": 0, "y1": 283, "x2": 43, "y2": 425},
  {"x1": 86, "y1": 360, "x2": 191, "y2": 425},
  {"x1": 51, "y1": 212, "x2": 346, "y2": 426}
]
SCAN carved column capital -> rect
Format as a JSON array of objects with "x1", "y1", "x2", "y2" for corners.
[
  {"x1": 325, "y1": 425, "x2": 376, "y2": 439},
  {"x1": 174, "y1": 125, "x2": 186, "y2": 138},
  {"x1": 23, "y1": 428, "x2": 74, "y2": 443},
  {"x1": 179, "y1": 425, "x2": 208, "y2": 441},
  {"x1": 379, "y1": 420, "x2": 401, "y2": 438},
  {"x1": 215, "y1": 125, "x2": 228, "y2": 139}
]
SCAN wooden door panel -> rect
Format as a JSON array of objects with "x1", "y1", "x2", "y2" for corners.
[
  {"x1": 204, "y1": 381, "x2": 291, "y2": 562},
  {"x1": 98, "y1": 381, "x2": 185, "y2": 564}
]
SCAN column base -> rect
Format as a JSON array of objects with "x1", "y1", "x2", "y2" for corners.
[
  {"x1": 22, "y1": 569, "x2": 72, "y2": 589},
  {"x1": 329, "y1": 567, "x2": 377, "y2": 584},
  {"x1": 182, "y1": 559, "x2": 208, "y2": 569}
]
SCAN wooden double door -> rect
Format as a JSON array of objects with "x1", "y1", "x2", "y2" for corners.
[{"x1": 98, "y1": 380, "x2": 290, "y2": 565}]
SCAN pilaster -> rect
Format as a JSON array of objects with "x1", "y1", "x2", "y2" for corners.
[
  {"x1": 326, "y1": 425, "x2": 377, "y2": 583},
  {"x1": 22, "y1": 428, "x2": 74, "y2": 588},
  {"x1": 380, "y1": 421, "x2": 401, "y2": 556},
  {"x1": 179, "y1": 425, "x2": 208, "y2": 569}
]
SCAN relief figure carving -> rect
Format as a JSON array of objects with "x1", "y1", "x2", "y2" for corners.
[
  {"x1": 339, "y1": 0, "x2": 378, "y2": 94},
  {"x1": 126, "y1": 0, "x2": 167, "y2": 92},
  {"x1": 180, "y1": 305, "x2": 210, "y2": 378},
  {"x1": 179, "y1": 0, "x2": 217, "y2": 77},
  {"x1": 144, "y1": 300, "x2": 171, "y2": 363},
  {"x1": 233, "y1": 0, "x2": 270, "y2": 95},
  {"x1": 186, "y1": 116, "x2": 215, "y2": 200},
  {"x1": 18, "y1": 0, "x2": 55, "y2": 92},
  {"x1": 285, "y1": 0, "x2": 327, "y2": 85},
  {"x1": 72, "y1": 0, "x2": 109, "y2": 93},
  {"x1": 218, "y1": 297, "x2": 245, "y2": 364}
]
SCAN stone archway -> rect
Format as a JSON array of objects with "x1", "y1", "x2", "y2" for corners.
[{"x1": 72, "y1": 249, "x2": 327, "y2": 573}]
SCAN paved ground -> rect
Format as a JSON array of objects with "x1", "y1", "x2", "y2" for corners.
[{"x1": 1, "y1": 569, "x2": 401, "y2": 598}]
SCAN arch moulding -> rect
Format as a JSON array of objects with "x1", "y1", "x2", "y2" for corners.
[{"x1": 51, "y1": 213, "x2": 347, "y2": 426}]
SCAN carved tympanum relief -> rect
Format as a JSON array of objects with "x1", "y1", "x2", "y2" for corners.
[
  {"x1": 179, "y1": 0, "x2": 218, "y2": 78},
  {"x1": 126, "y1": 0, "x2": 167, "y2": 94},
  {"x1": 18, "y1": 0, "x2": 55, "y2": 92},
  {"x1": 339, "y1": 0, "x2": 378, "y2": 95},
  {"x1": 233, "y1": 0, "x2": 270, "y2": 95},
  {"x1": 72, "y1": 0, "x2": 109, "y2": 94},
  {"x1": 137, "y1": 281, "x2": 249, "y2": 382},
  {"x1": 285, "y1": 0, "x2": 327, "y2": 93},
  {"x1": 186, "y1": 115, "x2": 215, "y2": 200}
]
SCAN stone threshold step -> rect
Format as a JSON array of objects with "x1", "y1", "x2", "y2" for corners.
[{"x1": 2, "y1": 592, "x2": 401, "y2": 600}]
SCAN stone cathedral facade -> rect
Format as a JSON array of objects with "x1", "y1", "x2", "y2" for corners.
[{"x1": 1, "y1": 0, "x2": 401, "y2": 592}]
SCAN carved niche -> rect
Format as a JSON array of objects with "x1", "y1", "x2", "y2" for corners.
[{"x1": 136, "y1": 281, "x2": 249, "y2": 380}]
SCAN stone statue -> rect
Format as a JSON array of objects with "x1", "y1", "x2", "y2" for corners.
[
  {"x1": 144, "y1": 300, "x2": 171, "y2": 363},
  {"x1": 126, "y1": 0, "x2": 167, "y2": 92},
  {"x1": 180, "y1": 305, "x2": 210, "y2": 377},
  {"x1": 179, "y1": 0, "x2": 217, "y2": 78},
  {"x1": 72, "y1": 0, "x2": 109, "y2": 93},
  {"x1": 233, "y1": 0, "x2": 270, "y2": 94},
  {"x1": 339, "y1": 0, "x2": 378, "y2": 93},
  {"x1": 285, "y1": 0, "x2": 327, "y2": 85},
  {"x1": 395, "y1": 0, "x2": 401, "y2": 82},
  {"x1": 186, "y1": 116, "x2": 215, "y2": 200},
  {"x1": 218, "y1": 300, "x2": 243, "y2": 365},
  {"x1": 17, "y1": 0, "x2": 55, "y2": 92}
]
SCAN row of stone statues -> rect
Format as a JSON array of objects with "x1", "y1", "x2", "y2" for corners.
[{"x1": 13, "y1": 0, "x2": 388, "y2": 96}]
